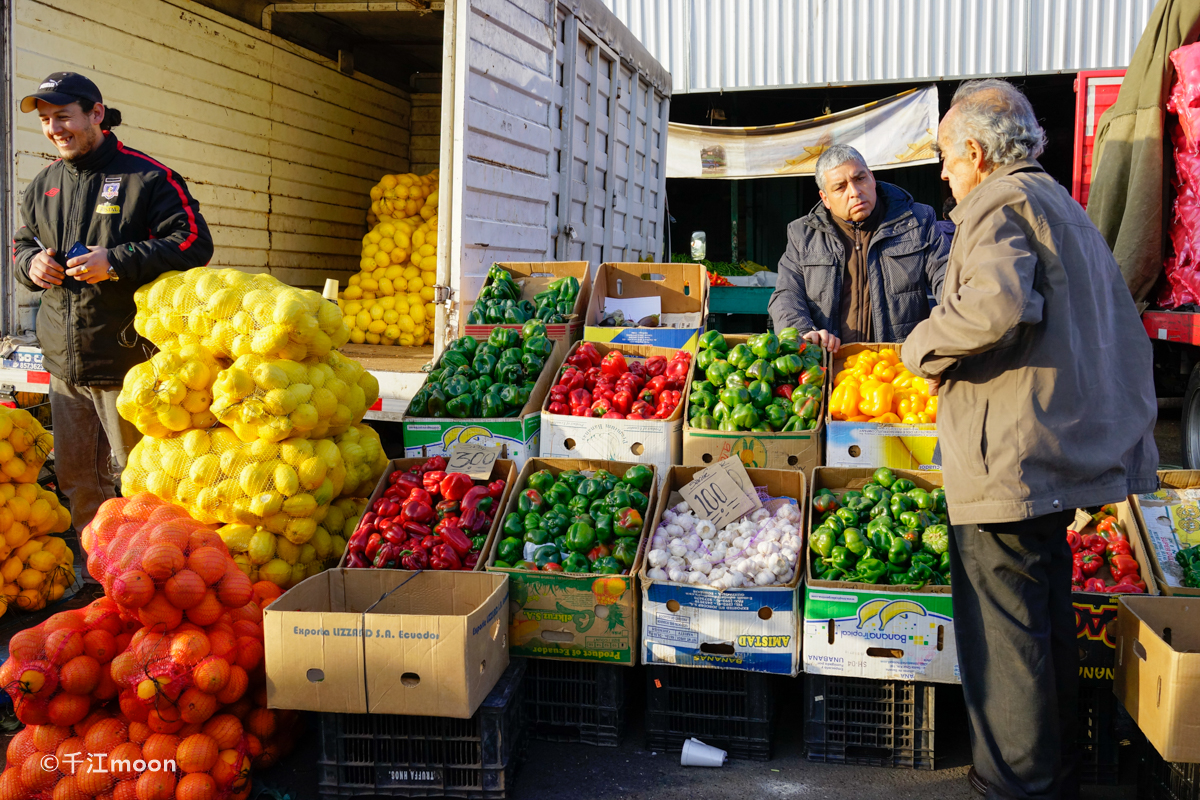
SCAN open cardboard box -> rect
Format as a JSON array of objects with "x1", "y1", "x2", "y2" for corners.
[
  {"x1": 539, "y1": 340, "x2": 693, "y2": 482},
  {"x1": 584, "y1": 262, "x2": 708, "y2": 352},
  {"x1": 264, "y1": 569, "x2": 510, "y2": 718},
  {"x1": 463, "y1": 261, "x2": 591, "y2": 344},
  {"x1": 1114, "y1": 595, "x2": 1200, "y2": 762},
  {"x1": 1130, "y1": 470, "x2": 1200, "y2": 597},
  {"x1": 639, "y1": 465, "x2": 806, "y2": 675},
  {"x1": 401, "y1": 339, "x2": 566, "y2": 469},
  {"x1": 1069, "y1": 501, "x2": 1161, "y2": 685},
  {"x1": 337, "y1": 457, "x2": 517, "y2": 571},
  {"x1": 682, "y1": 333, "x2": 826, "y2": 474},
  {"x1": 802, "y1": 467, "x2": 959, "y2": 683},
  {"x1": 825, "y1": 343, "x2": 938, "y2": 470},
  {"x1": 485, "y1": 458, "x2": 656, "y2": 664}
]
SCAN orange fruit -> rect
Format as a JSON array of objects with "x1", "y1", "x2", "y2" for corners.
[
  {"x1": 216, "y1": 567, "x2": 252, "y2": 609},
  {"x1": 45, "y1": 628, "x2": 85, "y2": 665},
  {"x1": 108, "y1": 741, "x2": 143, "y2": 780},
  {"x1": 55, "y1": 736, "x2": 87, "y2": 774},
  {"x1": 203, "y1": 628, "x2": 236, "y2": 662},
  {"x1": 77, "y1": 754, "x2": 116, "y2": 795},
  {"x1": 250, "y1": 581, "x2": 282, "y2": 606},
  {"x1": 185, "y1": 548, "x2": 227, "y2": 587},
  {"x1": 201, "y1": 715, "x2": 243, "y2": 750},
  {"x1": 178, "y1": 688, "x2": 218, "y2": 725},
  {"x1": 142, "y1": 733, "x2": 180, "y2": 765},
  {"x1": 191, "y1": 657, "x2": 230, "y2": 695},
  {"x1": 210, "y1": 750, "x2": 250, "y2": 793},
  {"x1": 145, "y1": 707, "x2": 183, "y2": 735},
  {"x1": 108, "y1": 652, "x2": 139, "y2": 687},
  {"x1": 84, "y1": 718, "x2": 128, "y2": 755},
  {"x1": 52, "y1": 774, "x2": 90, "y2": 800},
  {"x1": 233, "y1": 638, "x2": 262, "y2": 672},
  {"x1": 6, "y1": 727, "x2": 37, "y2": 767},
  {"x1": 83, "y1": 629, "x2": 119, "y2": 663},
  {"x1": 138, "y1": 594, "x2": 183, "y2": 631},
  {"x1": 44, "y1": 611, "x2": 87, "y2": 635},
  {"x1": 111, "y1": 570, "x2": 155, "y2": 609},
  {"x1": 135, "y1": 769, "x2": 177, "y2": 800},
  {"x1": 92, "y1": 662, "x2": 119, "y2": 701},
  {"x1": 174, "y1": 773, "x2": 216, "y2": 800},
  {"x1": 169, "y1": 631, "x2": 210, "y2": 666},
  {"x1": 229, "y1": 602, "x2": 262, "y2": 625},
  {"x1": 150, "y1": 519, "x2": 192, "y2": 552},
  {"x1": 245, "y1": 707, "x2": 276, "y2": 739},
  {"x1": 214, "y1": 666, "x2": 248, "y2": 705},
  {"x1": 8, "y1": 627, "x2": 45, "y2": 661},
  {"x1": 186, "y1": 529, "x2": 225, "y2": 556},
  {"x1": 118, "y1": 693, "x2": 149, "y2": 723},
  {"x1": 141, "y1": 544, "x2": 186, "y2": 582},
  {"x1": 176, "y1": 722, "x2": 203, "y2": 739},
  {"x1": 127, "y1": 720, "x2": 153, "y2": 745},
  {"x1": 243, "y1": 734, "x2": 263, "y2": 760},
  {"x1": 48, "y1": 692, "x2": 90, "y2": 727},
  {"x1": 184, "y1": 591, "x2": 223, "y2": 626},
  {"x1": 60, "y1": 655, "x2": 102, "y2": 695},
  {"x1": 75, "y1": 706, "x2": 112, "y2": 736},
  {"x1": 114, "y1": 779, "x2": 140, "y2": 800},
  {"x1": 175, "y1": 733, "x2": 218, "y2": 773},
  {"x1": 33, "y1": 723, "x2": 73, "y2": 751},
  {"x1": 0, "y1": 767, "x2": 28, "y2": 800},
  {"x1": 14, "y1": 694, "x2": 52, "y2": 725},
  {"x1": 231, "y1": 620, "x2": 261, "y2": 640},
  {"x1": 164, "y1": 570, "x2": 206, "y2": 610},
  {"x1": 21, "y1": 750, "x2": 59, "y2": 790}
]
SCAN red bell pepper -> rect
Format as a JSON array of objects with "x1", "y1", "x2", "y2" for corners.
[
  {"x1": 381, "y1": 526, "x2": 406, "y2": 546},
  {"x1": 665, "y1": 356, "x2": 690, "y2": 386},
  {"x1": 420, "y1": 534, "x2": 440, "y2": 551},
  {"x1": 460, "y1": 507, "x2": 491, "y2": 535},
  {"x1": 440, "y1": 525, "x2": 473, "y2": 557},
  {"x1": 388, "y1": 469, "x2": 407, "y2": 485},
  {"x1": 1083, "y1": 577, "x2": 1108, "y2": 593},
  {"x1": 1071, "y1": 563, "x2": 1085, "y2": 586},
  {"x1": 434, "y1": 515, "x2": 461, "y2": 535},
  {"x1": 645, "y1": 375, "x2": 668, "y2": 394},
  {"x1": 373, "y1": 498, "x2": 400, "y2": 517},
  {"x1": 559, "y1": 367, "x2": 585, "y2": 392},
  {"x1": 487, "y1": 479, "x2": 507, "y2": 500},
  {"x1": 583, "y1": 366, "x2": 602, "y2": 387},
  {"x1": 577, "y1": 342, "x2": 601, "y2": 366},
  {"x1": 566, "y1": 350, "x2": 593, "y2": 370},
  {"x1": 627, "y1": 361, "x2": 647, "y2": 378},
  {"x1": 1121, "y1": 574, "x2": 1147, "y2": 593},
  {"x1": 346, "y1": 552, "x2": 369, "y2": 568},
  {"x1": 601, "y1": 351, "x2": 628, "y2": 376},
  {"x1": 402, "y1": 498, "x2": 435, "y2": 524},
  {"x1": 461, "y1": 485, "x2": 492, "y2": 512},
  {"x1": 395, "y1": 471, "x2": 421, "y2": 495},
  {"x1": 774, "y1": 384, "x2": 795, "y2": 400},
  {"x1": 1106, "y1": 538, "x2": 1132, "y2": 560},
  {"x1": 626, "y1": 412, "x2": 645, "y2": 420},
  {"x1": 591, "y1": 398, "x2": 611, "y2": 417},
  {"x1": 383, "y1": 484, "x2": 411, "y2": 502},
  {"x1": 430, "y1": 543, "x2": 462, "y2": 570},
  {"x1": 373, "y1": 542, "x2": 399, "y2": 569},
  {"x1": 364, "y1": 533, "x2": 384, "y2": 562},
  {"x1": 540, "y1": 562, "x2": 564, "y2": 572},
  {"x1": 435, "y1": 499, "x2": 460, "y2": 519},
  {"x1": 1078, "y1": 553, "x2": 1103, "y2": 577},
  {"x1": 569, "y1": 388, "x2": 592, "y2": 410},
  {"x1": 613, "y1": 389, "x2": 633, "y2": 414},
  {"x1": 1097, "y1": 517, "x2": 1125, "y2": 540},
  {"x1": 464, "y1": 552, "x2": 480, "y2": 569},
  {"x1": 644, "y1": 356, "x2": 666, "y2": 377},
  {"x1": 1081, "y1": 533, "x2": 1107, "y2": 555},
  {"x1": 571, "y1": 406, "x2": 591, "y2": 417},
  {"x1": 548, "y1": 401, "x2": 570, "y2": 415},
  {"x1": 656, "y1": 390, "x2": 681, "y2": 417},
  {"x1": 401, "y1": 547, "x2": 429, "y2": 570},
  {"x1": 422, "y1": 470, "x2": 447, "y2": 494},
  {"x1": 602, "y1": 411, "x2": 626, "y2": 419},
  {"x1": 1109, "y1": 553, "x2": 1139, "y2": 582},
  {"x1": 1066, "y1": 530, "x2": 1082, "y2": 553},
  {"x1": 588, "y1": 543, "x2": 612, "y2": 562},
  {"x1": 437, "y1": 473, "x2": 472, "y2": 502},
  {"x1": 421, "y1": 456, "x2": 447, "y2": 473},
  {"x1": 402, "y1": 520, "x2": 432, "y2": 539},
  {"x1": 1107, "y1": 582, "x2": 1145, "y2": 594},
  {"x1": 631, "y1": 400, "x2": 654, "y2": 417}
]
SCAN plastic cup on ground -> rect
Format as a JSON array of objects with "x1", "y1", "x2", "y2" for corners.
[{"x1": 680, "y1": 737, "x2": 727, "y2": 767}]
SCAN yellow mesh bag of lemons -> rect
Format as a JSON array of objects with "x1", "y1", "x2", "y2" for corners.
[
  {"x1": 116, "y1": 343, "x2": 226, "y2": 437},
  {"x1": 1, "y1": 534, "x2": 75, "y2": 613},
  {"x1": 340, "y1": 170, "x2": 439, "y2": 347},
  {"x1": 0, "y1": 407, "x2": 54, "y2": 484}
]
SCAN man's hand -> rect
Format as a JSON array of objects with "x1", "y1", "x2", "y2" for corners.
[
  {"x1": 29, "y1": 249, "x2": 65, "y2": 289},
  {"x1": 803, "y1": 329, "x2": 842, "y2": 353},
  {"x1": 65, "y1": 246, "x2": 112, "y2": 284},
  {"x1": 926, "y1": 375, "x2": 941, "y2": 396}
]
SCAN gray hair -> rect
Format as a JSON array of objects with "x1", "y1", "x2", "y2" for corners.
[
  {"x1": 944, "y1": 79, "x2": 1047, "y2": 167},
  {"x1": 814, "y1": 144, "x2": 869, "y2": 192}
]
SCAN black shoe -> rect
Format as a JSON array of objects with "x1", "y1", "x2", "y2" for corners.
[{"x1": 968, "y1": 767, "x2": 989, "y2": 797}]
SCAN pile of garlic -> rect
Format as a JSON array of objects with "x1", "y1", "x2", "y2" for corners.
[{"x1": 645, "y1": 501, "x2": 803, "y2": 589}]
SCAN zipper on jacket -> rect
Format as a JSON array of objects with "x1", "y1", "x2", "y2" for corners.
[{"x1": 63, "y1": 167, "x2": 86, "y2": 386}]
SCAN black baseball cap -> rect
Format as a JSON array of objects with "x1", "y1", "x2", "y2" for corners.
[{"x1": 20, "y1": 72, "x2": 103, "y2": 113}]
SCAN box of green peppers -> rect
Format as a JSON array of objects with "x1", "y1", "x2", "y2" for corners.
[
  {"x1": 464, "y1": 262, "x2": 591, "y2": 345},
  {"x1": 401, "y1": 323, "x2": 567, "y2": 470},
  {"x1": 682, "y1": 330, "x2": 827, "y2": 472},
  {"x1": 486, "y1": 457, "x2": 656, "y2": 665},
  {"x1": 802, "y1": 466, "x2": 960, "y2": 684}
]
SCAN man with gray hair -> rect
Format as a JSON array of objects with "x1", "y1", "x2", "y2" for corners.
[
  {"x1": 902, "y1": 79, "x2": 1158, "y2": 800},
  {"x1": 767, "y1": 143, "x2": 947, "y2": 350}
]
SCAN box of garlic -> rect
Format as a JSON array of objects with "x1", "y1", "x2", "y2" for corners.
[{"x1": 639, "y1": 464, "x2": 805, "y2": 676}]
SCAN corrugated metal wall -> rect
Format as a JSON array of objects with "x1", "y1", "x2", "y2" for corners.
[
  {"x1": 602, "y1": 0, "x2": 1155, "y2": 93},
  {"x1": 12, "y1": 0, "x2": 410, "y2": 332}
]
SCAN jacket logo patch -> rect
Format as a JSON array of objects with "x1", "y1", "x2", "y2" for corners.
[
  {"x1": 101, "y1": 182, "x2": 120, "y2": 200},
  {"x1": 95, "y1": 203, "x2": 120, "y2": 215},
  {"x1": 44, "y1": 188, "x2": 59, "y2": 197}
]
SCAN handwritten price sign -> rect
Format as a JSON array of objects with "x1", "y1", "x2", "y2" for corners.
[
  {"x1": 679, "y1": 459, "x2": 761, "y2": 530},
  {"x1": 445, "y1": 443, "x2": 501, "y2": 479}
]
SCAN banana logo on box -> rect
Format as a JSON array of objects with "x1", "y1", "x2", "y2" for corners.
[
  {"x1": 442, "y1": 425, "x2": 499, "y2": 448},
  {"x1": 856, "y1": 599, "x2": 928, "y2": 630}
]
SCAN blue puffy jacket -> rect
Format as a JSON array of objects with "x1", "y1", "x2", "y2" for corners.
[{"x1": 768, "y1": 182, "x2": 948, "y2": 342}]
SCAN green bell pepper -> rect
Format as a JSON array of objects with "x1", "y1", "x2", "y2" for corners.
[
  {"x1": 621, "y1": 464, "x2": 653, "y2": 491},
  {"x1": 747, "y1": 380, "x2": 773, "y2": 408},
  {"x1": 497, "y1": 536, "x2": 523, "y2": 564},
  {"x1": 907, "y1": 488, "x2": 934, "y2": 510},
  {"x1": 745, "y1": 359, "x2": 776, "y2": 383},
  {"x1": 726, "y1": 372, "x2": 748, "y2": 389},
  {"x1": 772, "y1": 354, "x2": 804, "y2": 376},
  {"x1": 780, "y1": 415, "x2": 804, "y2": 431},
  {"x1": 691, "y1": 390, "x2": 717, "y2": 412},
  {"x1": 545, "y1": 481, "x2": 573, "y2": 507},
  {"x1": 695, "y1": 348, "x2": 719, "y2": 372},
  {"x1": 694, "y1": 414, "x2": 719, "y2": 430},
  {"x1": 521, "y1": 319, "x2": 548, "y2": 340},
  {"x1": 487, "y1": 327, "x2": 520, "y2": 349},
  {"x1": 750, "y1": 333, "x2": 780, "y2": 359},
  {"x1": 719, "y1": 386, "x2": 750, "y2": 408},
  {"x1": 502, "y1": 512, "x2": 523, "y2": 538},
  {"x1": 567, "y1": 494, "x2": 591, "y2": 515},
  {"x1": 764, "y1": 404, "x2": 789, "y2": 430},
  {"x1": 888, "y1": 537, "x2": 913, "y2": 565},
  {"x1": 931, "y1": 487, "x2": 947, "y2": 513},
  {"x1": 447, "y1": 393, "x2": 474, "y2": 418},
  {"x1": 692, "y1": 379, "x2": 717, "y2": 395},
  {"x1": 800, "y1": 364, "x2": 825, "y2": 386},
  {"x1": 593, "y1": 512, "x2": 614, "y2": 544},
  {"x1": 846, "y1": 558, "x2": 888, "y2": 584},
  {"x1": 577, "y1": 478, "x2": 603, "y2": 500},
  {"x1": 557, "y1": 470, "x2": 584, "y2": 494},
  {"x1": 727, "y1": 344, "x2": 756, "y2": 370},
  {"x1": 518, "y1": 489, "x2": 545, "y2": 514},
  {"x1": 898, "y1": 511, "x2": 922, "y2": 530},
  {"x1": 523, "y1": 512, "x2": 542, "y2": 532},
  {"x1": 562, "y1": 552, "x2": 590, "y2": 573},
  {"x1": 480, "y1": 391, "x2": 505, "y2": 418},
  {"x1": 408, "y1": 387, "x2": 430, "y2": 417},
  {"x1": 705, "y1": 360, "x2": 734, "y2": 387},
  {"x1": 873, "y1": 467, "x2": 897, "y2": 488},
  {"x1": 699, "y1": 330, "x2": 728, "y2": 351},
  {"x1": 612, "y1": 538, "x2": 638, "y2": 568},
  {"x1": 712, "y1": 401, "x2": 732, "y2": 421},
  {"x1": 591, "y1": 556, "x2": 623, "y2": 575},
  {"x1": 868, "y1": 527, "x2": 895, "y2": 551},
  {"x1": 828, "y1": 546, "x2": 856, "y2": 572},
  {"x1": 523, "y1": 527, "x2": 551, "y2": 546},
  {"x1": 730, "y1": 403, "x2": 759, "y2": 429},
  {"x1": 922, "y1": 525, "x2": 950, "y2": 556},
  {"x1": 627, "y1": 489, "x2": 649, "y2": 513},
  {"x1": 534, "y1": 544, "x2": 562, "y2": 568},
  {"x1": 614, "y1": 507, "x2": 643, "y2": 538},
  {"x1": 810, "y1": 528, "x2": 836, "y2": 559},
  {"x1": 843, "y1": 528, "x2": 868, "y2": 556},
  {"x1": 891, "y1": 478, "x2": 916, "y2": 493},
  {"x1": 565, "y1": 521, "x2": 596, "y2": 553},
  {"x1": 527, "y1": 470, "x2": 555, "y2": 494},
  {"x1": 448, "y1": 335, "x2": 478, "y2": 355}
]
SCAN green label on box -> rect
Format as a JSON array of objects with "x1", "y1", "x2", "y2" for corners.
[
  {"x1": 403, "y1": 415, "x2": 540, "y2": 468},
  {"x1": 502, "y1": 570, "x2": 635, "y2": 664}
]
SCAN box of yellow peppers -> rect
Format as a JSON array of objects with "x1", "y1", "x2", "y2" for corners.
[{"x1": 825, "y1": 344, "x2": 940, "y2": 471}]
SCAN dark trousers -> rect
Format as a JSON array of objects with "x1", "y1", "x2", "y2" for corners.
[{"x1": 950, "y1": 510, "x2": 1079, "y2": 800}]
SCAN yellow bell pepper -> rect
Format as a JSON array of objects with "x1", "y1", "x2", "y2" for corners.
[
  {"x1": 902, "y1": 413, "x2": 921, "y2": 424},
  {"x1": 896, "y1": 392, "x2": 926, "y2": 417},
  {"x1": 847, "y1": 415, "x2": 872, "y2": 422},
  {"x1": 925, "y1": 396, "x2": 938, "y2": 421},
  {"x1": 891, "y1": 371, "x2": 914, "y2": 390},
  {"x1": 872, "y1": 362, "x2": 897, "y2": 382},
  {"x1": 911, "y1": 377, "x2": 931, "y2": 397},
  {"x1": 877, "y1": 348, "x2": 900, "y2": 365},
  {"x1": 871, "y1": 412, "x2": 901, "y2": 423},
  {"x1": 916, "y1": 412, "x2": 932, "y2": 424},
  {"x1": 833, "y1": 369, "x2": 856, "y2": 387},
  {"x1": 830, "y1": 382, "x2": 861, "y2": 421},
  {"x1": 858, "y1": 382, "x2": 895, "y2": 418}
]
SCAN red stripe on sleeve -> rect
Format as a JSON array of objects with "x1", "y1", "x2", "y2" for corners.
[{"x1": 115, "y1": 141, "x2": 199, "y2": 251}]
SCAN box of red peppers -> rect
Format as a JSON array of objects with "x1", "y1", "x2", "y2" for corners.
[
  {"x1": 1068, "y1": 500, "x2": 1160, "y2": 685},
  {"x1": 339, "y1": 456, "x2": 517, "y2": 572},
  {"x1": 539, "y1": 340, "x2": 694, "y2": 483}
]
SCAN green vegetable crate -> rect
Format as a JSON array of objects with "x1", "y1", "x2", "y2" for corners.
[
  {"x1": 802, "y1": 467, "x2": 960, "y2": 684},
  {"x1": 1130, "y1": 470, "x2": 1200, "y2": 597},
  {"x1": 402, "y1": 339, "x2": 567, "y2": 470},
  {"x1": 487, "y1": 458, "x2": 657, "y2": 666},
  {"x1": 682, "y1": 332, "x2": 827, "y2": 473},
  {"x1": 464, "y1": 261, "x2": 592, "y2": 345}
]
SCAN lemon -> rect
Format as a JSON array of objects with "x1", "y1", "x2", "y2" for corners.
[
  {"x1": 248, "y1": 529, "x2": 278, "y2": 565},
  {"x1": 219, "y1": 523, "x2": 255, "y2": 553},
  {"x1": 259, "y1": 558, "x2": 292, "y2": 587}
]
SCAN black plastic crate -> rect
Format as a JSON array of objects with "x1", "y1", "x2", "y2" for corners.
[
  {"x1": 316, "y1": 659, "x2": 526, "y2": 799},
  {"x1": 1078, "y1": 684, "x2": 1140, "y2": 785},
  {"x1": 523, "y1": 658, "x2": 628, "y2": 746},
  {"x1": 1140, "y1": 745, "x2": 1200, "y2": 800},
  {"x1": 804, "y1": 674, "x2": 937, "y2": 769},
  {"x1": 644, "y1": 665, "x2": 776, "y2": 761}
]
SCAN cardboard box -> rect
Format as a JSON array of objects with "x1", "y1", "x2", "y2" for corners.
[
  {"x1": 802, "y1": 467, "x2": 959, "y2": 683},
  {"x1": 463, "y1": 261, "x2": 591, "y2": 344},
  {"x1": 682, "y1": 334, "x2": 826, "y2": 474},
  {"x1": 1114, "y1": 595, "x2": 1200, "y2": 763},
  {"x1": 486, "y1": 458, "x2": 656, "y2": 665},
  {"x1": 584, "y1": 262, "x2": 708, "y2": 352},
  {"x1": 825, "y1": 343, "x2": 939, "y2": 470},
  {"x1": 539, "y1": 341, "x2": 692, "y2": 481},
  {"x1": 402, "y1": 339, "x2": 566, "y2": 470},
  {"x1": 1069, "y1": 502, "x2": 1161, "y2": 685},
  {"x1": 1130, "y1": 470, "x2": 1200, "y2": 596},
  {"x1": 264, "y1": 569, "x2": 510, "y2": 718},
  {"x1": 337, "y1": 457, "x2": 517, "y2": 571},
  {"x1": 639, "y1": 465, "x2": 805, "y2": 675}
]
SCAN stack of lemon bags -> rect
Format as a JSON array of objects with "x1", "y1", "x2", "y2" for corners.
[
  {"x1": 338, "y1": 170, "x2": 439, "y2": 347},
  {"x1": 117, "y1": 268, "x2": 389, "y2": 588}
]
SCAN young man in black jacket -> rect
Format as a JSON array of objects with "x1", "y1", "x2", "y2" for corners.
[{"x1": 13, "y1": 72, "x2": 214, "y2": 539}]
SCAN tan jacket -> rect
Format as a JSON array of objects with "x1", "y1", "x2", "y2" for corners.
[{"x1": 902, "y1": 160, "x2": 1159, "y2": 525}]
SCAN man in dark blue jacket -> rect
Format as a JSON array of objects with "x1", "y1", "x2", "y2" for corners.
[
  {"x1": 768, "y1": 144, "x2": 948, "y2": 351},
  {"x1": 13, "y1": 72, "x2": 214, "y2": 535}
]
